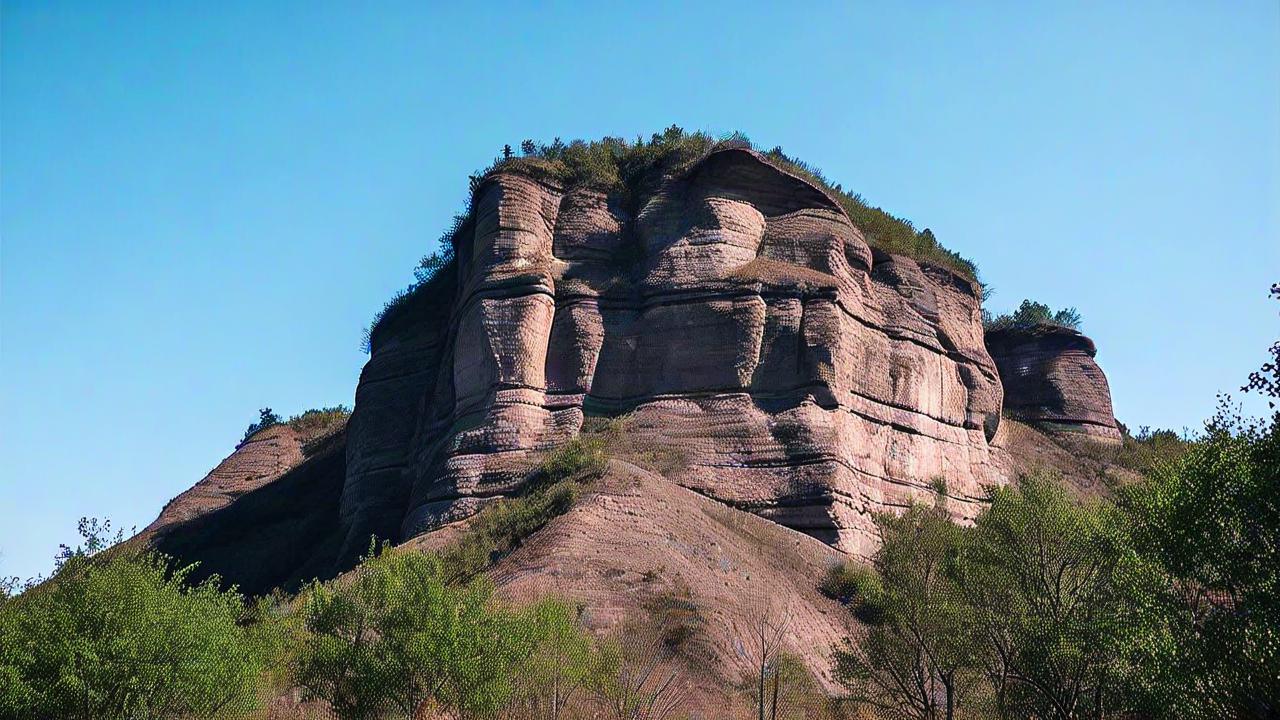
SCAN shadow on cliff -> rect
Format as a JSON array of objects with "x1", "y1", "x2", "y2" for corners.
[{"x1": 150, "y1": 430, "x2": 357, "y2": 595}]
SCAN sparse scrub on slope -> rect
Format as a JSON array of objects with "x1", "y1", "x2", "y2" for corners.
[{"x1": 439, "y1": 433, "x2": 610, "y2": 583}]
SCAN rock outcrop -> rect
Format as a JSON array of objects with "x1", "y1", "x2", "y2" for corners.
[
  {"x1": 147, "y1": 425, "x2": 310, "y2": 532},
  {"x1": 143, "y1": 421, "x2": 351, "y2": 594},
  {"x1": 132, "y1": 141, "x2": 1140, "y2": 707},
  {"x1": 985, "y1": 325, "x2": 1121, "y2": 442},
  {"x1": 342, "y1": 147, "x2": 1008, "y2": 559}
]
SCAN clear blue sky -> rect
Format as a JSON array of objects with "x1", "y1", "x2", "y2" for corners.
[{"x1": 3, "y1": 1, "x2": 1277, "y2": 581}]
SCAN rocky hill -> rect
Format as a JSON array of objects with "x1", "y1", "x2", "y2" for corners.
[{"x1": 139, "y1": 137, "x2": 1128, "y2": 701}]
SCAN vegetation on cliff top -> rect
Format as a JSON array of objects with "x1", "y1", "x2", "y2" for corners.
[
  {"x1": 363, "y1": 126, "x2": 980, "y2": 353},
  {"x1": 982, "y1": 298, "x2": 1083, "y2": 333},
  {"x1": 240, "y1": 405, "x2": 351, "y2": 445},
  {"x1": 480, "y1": 128, "x2": 978, "y2": 280}
]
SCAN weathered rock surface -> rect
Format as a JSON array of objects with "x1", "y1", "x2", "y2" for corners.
[
  {"x1": 985, "y1": 325, "x2": 1121, "y2": 443},
  {"x1": 147, "y1": 425, "x2": 309, "y2": 532},
  {"x1": 345, "y1": 147, "x2": 1009, "y2": 558},
  {"x1": 142, "y1": 422, "x2": 351, "y2": 594}
]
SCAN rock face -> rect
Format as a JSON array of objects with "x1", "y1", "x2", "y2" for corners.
[
  {"x1": 342, "y1": 147, "x2": 1008, "y2": 558},
  {"x1": 984, "y1": 325, "x2": 1121, "y2": 442},
  {"x1": 148, "y1": 428, "x2": 350, "y2": 595},
  {"x1": 142, "y1": 421, "x2": 351, "y2": 594},
  {"x1": 147, "y1": 425, "x2": 309, "y2": 532}
]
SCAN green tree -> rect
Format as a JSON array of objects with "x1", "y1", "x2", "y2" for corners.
[
  {"x1": 242, "y1": 407, "x2": 283, "y2": 442},
  {"x1": 0, "y1": 552, "x2": 273, "y2": 720},
  {"x1": 957, "y1": 474, "x2": 1164, "y2": 720},
  {"x1": 294, "y1": 543, "x2": 547, "y2": 720},
  {"x1": 834, "y1": 504, "x2": 980, "y2": 720},
  {"x1": 1241, "y1": 283, "x2": 1279, "y2": 404},
  {"x1": 1118, "y1": 285, "x2": 1280, "y2": 718},
  {"x1": 984, "y1": 299, "x2": 1082, "y2": 331},
  {"x1": 1120, "y1": 403, "x2": 1280, "y2": 718},
  {"x1": 504, "y1": 599, "x2": 599, "y2": 720}
]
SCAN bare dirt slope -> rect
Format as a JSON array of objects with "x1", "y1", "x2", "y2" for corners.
[
  {"x1": 139, "y1": 423, "x2": 352, "y2": 595},
  {"x1": 408, "y1": 459, "x2": 858, "y2": 715}
]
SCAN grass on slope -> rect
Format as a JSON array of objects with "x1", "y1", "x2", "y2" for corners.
[{"x1": 440, "y1": 433, "x2": 608, "y2": 583}]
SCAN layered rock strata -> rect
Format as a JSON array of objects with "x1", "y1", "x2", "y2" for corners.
[
  {"x1": 342, "y1": 147, "x2": 1008, "y2": 558},
  {"x1": 985, "y1": 325, "x2": 1121, "y2": 443}
]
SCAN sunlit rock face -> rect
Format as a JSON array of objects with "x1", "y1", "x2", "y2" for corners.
[
  {"x1": 341, "y1": 147, "x2": 1008, "y2": 558},
  {"x1": 985, "y1": 325, "x2": 1122, "y2": 444}
]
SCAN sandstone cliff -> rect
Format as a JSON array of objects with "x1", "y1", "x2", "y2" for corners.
[
  {"x1": 985, "y1": 324, "x2": 1121, "y2": 442},
  {"x1": 342, "y1": 147, "x2": 1008, "y2": 561}
]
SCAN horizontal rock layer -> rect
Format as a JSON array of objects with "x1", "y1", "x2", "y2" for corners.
[
  {"x1": 342, "y1": 147, "x2": 1009, "y2": 557},
  {"x1": 985, "y1": 325, "x2": 1121, "y2": 442}
]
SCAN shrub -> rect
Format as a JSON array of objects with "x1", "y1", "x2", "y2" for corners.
[
  {"x1": 1108, "y1": 424, "x2": 1196, "y2": 473},
  {"x1": 439, "y1": 435, "x2": 609, "y2": 583},
  {"x1": 0, "y1": 552, "x2": 274, "y2": 719},
  {"x1": 536, "y1": 434, "x2": 608, "y2": 485},
  {"x1": 983, "y1": 298, "x2": 1082, "y2": 332},
  {"x1": 439, "y1": 480, "x2": 582, "y2": 584},
  {"x1": 819, "y1": 560, "x2": 882, "y2": 616},
  {"x1": 242, "y1": 407, "x2": 283, "y2": 443},
  {"x1": 285, "y1": 406, "x2": 351, "y2": 450}
]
